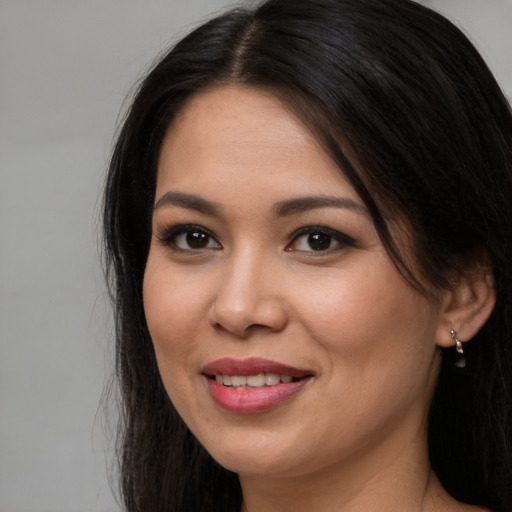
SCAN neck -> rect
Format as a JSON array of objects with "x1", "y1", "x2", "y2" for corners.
[{"x1": 239, "y1": 424, "x2": 456, "y2": 512}]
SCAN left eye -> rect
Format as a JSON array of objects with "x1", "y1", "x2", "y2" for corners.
[{"x1": 288, "y1": 228, "x2": 353, "y2": 252}]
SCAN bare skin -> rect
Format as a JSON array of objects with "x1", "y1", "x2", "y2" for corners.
[{"x1": 240, "y1": 451, "x2": 487, "y2": 512}]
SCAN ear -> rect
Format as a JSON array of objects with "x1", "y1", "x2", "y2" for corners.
[{"x1": 435, "y1": 262, "x2": 496, "y2": 349}]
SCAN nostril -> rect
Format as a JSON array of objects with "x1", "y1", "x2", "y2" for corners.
[{"x1": 207, "y1": 285, "x2": 288, "y2": 337}]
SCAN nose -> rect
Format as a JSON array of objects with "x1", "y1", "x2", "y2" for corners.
[{"x1": 207, "y1": 249, "x2": 288, "y2": 338}]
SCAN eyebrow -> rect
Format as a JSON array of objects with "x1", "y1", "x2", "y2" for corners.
[
  {"x1": 153, "y1": 191, "x2": 368, "y2": 218},
  {"x1": 154, "y1": 191, "x2": 222, "y2": 215},
  {"x1": 273, "y1": 195, "x2": 369, "y2": 218}
]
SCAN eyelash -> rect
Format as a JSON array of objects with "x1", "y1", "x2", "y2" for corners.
[
  {"x1": 156, "y1": 224, "x2": 355, "y2": 254},
  {"x1": 286, "y1": 226, "x2": 356, "y2": 254},
  {"x1": 156, "y1": 224, "x2": 221, "y2": 252}
]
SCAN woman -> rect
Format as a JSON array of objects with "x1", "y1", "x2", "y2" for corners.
[{"x1": 103, "y1": 0, "x2": 512, "y2": 510}]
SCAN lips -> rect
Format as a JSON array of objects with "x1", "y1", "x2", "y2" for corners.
[{"x1": 202, "y1": 357, "x2": 314, "y2": 414}]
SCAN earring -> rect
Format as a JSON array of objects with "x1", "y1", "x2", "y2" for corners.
[
  {"x1": 450, "y1": 330, "x2": 464, "y2": 354},
  {"x1": 450, "y1": 330, "x2": 466, "y2": 368}
]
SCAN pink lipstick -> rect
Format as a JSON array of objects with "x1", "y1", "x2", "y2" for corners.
[{"x1": 202, "y1": 358, "x2": 313, "y2": 414}]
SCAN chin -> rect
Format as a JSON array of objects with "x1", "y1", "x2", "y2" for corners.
[
  {"x1": 198, "y1": 430, "x2": 304, "y2": 477},
  {"x1": 214, "y1": 451, "x2": 296, "y2": 478}
]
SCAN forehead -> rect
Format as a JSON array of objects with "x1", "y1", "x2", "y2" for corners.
[
  {"x1": 165, "y1": 85, "x2": 307, "y2": 146},
  {"x1": 156, "y1": 85, "x2": 358, "y2": 201}
]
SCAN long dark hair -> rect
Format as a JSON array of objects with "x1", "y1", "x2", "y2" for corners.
[{"x1": 103, "y1": 0, "x2": 512, "y2": 510}]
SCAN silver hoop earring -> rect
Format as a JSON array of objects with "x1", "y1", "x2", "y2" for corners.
[
  {"x1": 450, "y1": 330, "x2": 464, "y2": 354},
  {"x1": 450, "y1": 330, "x2": 466, "y2": 368}
]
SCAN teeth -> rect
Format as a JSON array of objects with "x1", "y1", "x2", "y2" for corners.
[
  {"x1": 216, "y1": 374, "x2": 231, "y2": 386},
  {"x1": 246, "y1": 373, "x2": 266, "y2": 387},
  {"x1": 230, "y1": 376, "x2": 247, "y2": 388},
  {"x1": 214, "y1": 372, "x2": 297, "y2": 389},
  {"x1": 265, "y1": 372, "x2": 280, "y2": 386}
]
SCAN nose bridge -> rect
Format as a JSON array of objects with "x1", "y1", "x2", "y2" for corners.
[{"x1": 208, "y1": 244, "x2": 286, "y2": 337}]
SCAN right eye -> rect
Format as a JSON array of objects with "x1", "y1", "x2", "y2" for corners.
[{"x1": 157, "y1": 225, "x2": 221, "y2": 251}]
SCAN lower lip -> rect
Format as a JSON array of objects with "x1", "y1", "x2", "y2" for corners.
[{"x1": 205, "y1": 377, "x2": 312, "y2": 414}]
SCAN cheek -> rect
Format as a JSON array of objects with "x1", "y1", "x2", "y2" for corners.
[
  {"x1": 142, "y1": 256, "x2": 208, "y2": 420},
  {"x1": 143, "y1": 255, "x2": 203, "y2": 364},
  {"x1": 293, "y1": 266, "x2": 440, "y2": 445},
  {"x1": 292, "y1": 261, "x2": 438, "y2": 366}
]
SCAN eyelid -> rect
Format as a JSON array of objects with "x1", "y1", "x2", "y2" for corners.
[
  {"x1": 286, "y1": 225, "x2": 356, "y2": 252},
  {"x1": 155, "y1": 223, "x2": 221, "y2": 250},
  {"x1": 155, "y1": 223, "x2": 354, "y2": 253}
]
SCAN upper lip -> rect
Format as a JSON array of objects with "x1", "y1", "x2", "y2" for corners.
[{"x1": 202, "y1": 357, "x2": 313, "y2": 378}]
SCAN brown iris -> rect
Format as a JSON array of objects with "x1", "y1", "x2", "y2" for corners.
[
  {"x1": 186, "y1": 231, "x2": 210, "y2": 249},
  {"x1": 308, "y1": 232, "x2": 331, "y2": 250}
]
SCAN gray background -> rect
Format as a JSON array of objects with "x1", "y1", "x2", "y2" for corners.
[{"x1": 0, "y1": 1, "x2": 510, "y2": 511}]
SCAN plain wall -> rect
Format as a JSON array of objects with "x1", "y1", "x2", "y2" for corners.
[{"x1": 0, "y1": 1, "x2": 510, "y2": 511}]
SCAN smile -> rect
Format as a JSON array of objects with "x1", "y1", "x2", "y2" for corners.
[
  {"x1": 214, "y1": 373, "x2": 296, "y2": 389},
  {"x1": 202, "y1": 358, "x2": 314, "y2": 414}
]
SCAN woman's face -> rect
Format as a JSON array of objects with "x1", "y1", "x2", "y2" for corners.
[{"x1": 143, "y1": 85, "x2": 444, "y2": 480}]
